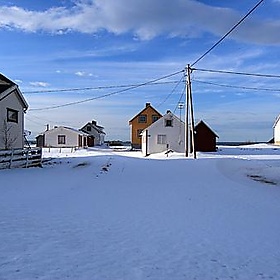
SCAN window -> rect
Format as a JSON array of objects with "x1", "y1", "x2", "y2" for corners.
[
  {"x1": 138, "y1": 115, "x2": 147, "y2": 123},
  {"x1": 137, "y1": 129, "x2": 143, "y2": 138},
  {"x1": 86, "y1": 126, "x2": 91, "y2": 131},
  {"x1": 157, "y1": 134, "x2": 167, "y2": 144},
  {"x1": 58, "y1": 135, "x2": 66, "y2": 144},
  {"x1": 165, "y1": 119, "x2": 173, "y2": 127},
  {"x1": 152, "y1": 115, "x2": 160, "y2": 123},
  {"x1": 7, "y1": 108, "x2": 18, "y2": 123}
]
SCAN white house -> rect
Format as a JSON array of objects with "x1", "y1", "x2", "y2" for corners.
[
  {"x1": 0, "y1": 74, "x2": 28, "y2": 150},
  {"x1": 36, "y1": 126, "x2": 88, "y2": 148},
  {"x1": 141, "y1": 110, "x2": 185, "y2": 156},
  {"x1": 80, "y1": 120, "x2": 106, "y2": 146},
  {"x1": 273, "y1": 114, "x2": 280, "y2": 145}
]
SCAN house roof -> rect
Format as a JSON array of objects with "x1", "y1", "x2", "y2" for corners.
[
  {"x1": 141, "y1": 110, "x2": 182, "y2": 133},
  {"x1": 0, "y1": 73, "x2": 28, "y2": 110},
  {"x1": 81, "y1": 121, "x2": 106, "y2": 134},
  {"x1": 273, "y1": 114, "x2": 280, "y2": 128},
  {"x1": 194, "y1": 120, "x2": 219, "y2": 138},
  {"x1": 129, "y1": 103, "x2": 162, "y2": 124},
  {"x1": 40, "y1": 126, "x2": 88, "y2": 136}
]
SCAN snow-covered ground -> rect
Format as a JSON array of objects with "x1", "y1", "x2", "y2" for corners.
[{"x1": 1, "y1": 144, "x2": 280, "y2": 280}]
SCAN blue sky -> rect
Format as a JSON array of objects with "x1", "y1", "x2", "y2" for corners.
[{"x1": 1, "y1": 0, "x2": 280, "y2": 142}]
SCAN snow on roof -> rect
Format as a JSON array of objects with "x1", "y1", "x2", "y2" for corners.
[{"x1": 273, "y1": 114, "x2": 280, "y2": 128}]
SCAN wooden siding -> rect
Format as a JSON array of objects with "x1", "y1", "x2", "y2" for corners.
[
  {"x1": 0, "y1": 148, "x2": 42, "y2": 169},
  {"x1": 194, "y1": 121, "x2": 218, "y2": 152},
  {"x1": 129, "y1": 103, "x2": 162, "y2": 149}
]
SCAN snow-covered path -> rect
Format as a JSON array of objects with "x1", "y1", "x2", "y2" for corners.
[{"x1": 0, "y1": 146, "x2": 280, "y2": 279}]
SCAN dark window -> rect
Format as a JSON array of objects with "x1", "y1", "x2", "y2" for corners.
[
  {"x1": 58, "y1": 135, "x2": 66, "y2": 144},
  {"x1": 87, "y1": 126, "x2": 91, "y2": 131},
  {"x1": 165, "y1": 119, "x2": 173, "y2": 127},
  {"x1": 138, "y1": 115, "x2": 147, "y2": 123},
  {"x1": 152, "y1": 115, "x2": 160, "y2": 123},
  {"x1": 7, "y1": 108, "x2": 18, "y2": 123}
]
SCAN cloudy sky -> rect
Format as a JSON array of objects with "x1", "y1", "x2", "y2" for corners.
[{"x1": 1, "y1": 0, "x2": 280, "y2": 142}]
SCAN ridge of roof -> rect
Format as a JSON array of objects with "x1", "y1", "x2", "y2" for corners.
[
  {"x1": 195, "y1": 120, "x2": 219, "y2": 138},
  {"x1": 129, "y1": 103, "x2": 162, "y2": 123}
]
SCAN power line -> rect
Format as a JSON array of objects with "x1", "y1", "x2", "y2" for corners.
[
  {"x1": 23, "y1": 80, "x2": 182, "y2": 94},
  {"x1": 156, "y1": 74, "x2": 184, "y2": 108},
  {"x1": 29, "y1": 70, "x2": 184, "y2": 111},
  {"x1": 191, "y1": 0, "x2": 264, "y2": 67},
  {"x1": 193, "y1": 68, "x2": 280, "y2": 79},
  {"x1": 193, "y1": 79, "x2": 280, "y2": 92},
  {"x1": 173, "y1": 86, "x2": 186, "y2": 114}
]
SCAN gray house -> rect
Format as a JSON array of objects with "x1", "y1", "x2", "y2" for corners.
[
  {"x1": 0, "y1": 74, "x2": 28, "y2": 150},
  {"x1": 80, "y1": 120, "x2": 105, "y2": 146}
]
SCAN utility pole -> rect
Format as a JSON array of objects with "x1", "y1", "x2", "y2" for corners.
[
  {"x1": 184, "y1": 67, "x2": 189, "y2": 157},
  {"x1": 185, "y1": 64, "x2": 196, "y2": 159},
  {"x1": 188, "y1": 64, "x2": 196, "y2": 159},
  {"x1": 178, "y1": 102, "x2": 184, "y2": 146}
]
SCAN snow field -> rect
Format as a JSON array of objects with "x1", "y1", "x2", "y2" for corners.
[{"x1": 0, "y1": 144, "x2": 280, "y2": 279}]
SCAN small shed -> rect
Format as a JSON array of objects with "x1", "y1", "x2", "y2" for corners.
[{"x1": 193, "y1": 120, "x2": 219, "y2": 152}]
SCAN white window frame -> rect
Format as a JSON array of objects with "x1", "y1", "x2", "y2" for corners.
[{"x1": 157, "y1": 134, "x2": 167, "y2": 144}]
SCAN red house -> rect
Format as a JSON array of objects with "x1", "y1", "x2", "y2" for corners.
[{"x1": 194, "y1": 120, "x2": 219, "y2": 152}]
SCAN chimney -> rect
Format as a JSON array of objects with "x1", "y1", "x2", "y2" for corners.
[
  {"x1": 166, "y1": 110, "x2": 171, "y2": 114},
  {"x1": 146, "y1": 102, "x2": 151, "y2": 107},
  {"x1": 92, "y1": 120, "x2": 97, "y2": 125}
]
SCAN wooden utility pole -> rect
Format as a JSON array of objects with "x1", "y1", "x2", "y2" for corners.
[
  {"x1": 188, "y1": 64, "x2": 196, "y2": 159},
  {"x1": 184, "y1": 66, "x2": 189, "y2": 157},
  {"x1": 185, "y1": 64, "x2": 196, "y2": 159}
]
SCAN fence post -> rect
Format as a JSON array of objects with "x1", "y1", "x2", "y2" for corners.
[
  {"x1": 9, "y1": 149, "x2": 14, "y2": 169},
  {"x1": 25, "y1": 149, "x2": 29, "y2": 168}
]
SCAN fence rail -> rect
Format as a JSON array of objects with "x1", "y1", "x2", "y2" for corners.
[{"x1": 0, "y1": 148, "x2": 42, "y2": 169}]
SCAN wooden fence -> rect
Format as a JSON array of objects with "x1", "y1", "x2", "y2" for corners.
[{"x1": 0, "y1": 148, "x2": 42, "y2": 169}]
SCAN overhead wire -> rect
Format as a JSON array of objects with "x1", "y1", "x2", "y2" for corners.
[
  {"x1": 23, "y1": 80, "x2": 182, "y2": 94},
  {"x1": 193, "y1": 79, "x2": 280, "y2": 93},
  {"x1": 29, "y1": 69, "x2": 184, "y2": 111},
  {"x1": 156, "y1": 74, "x2": 185, "y2": 108},
  {"x1": 192, "y1": 68, "x2": 280, "y2": 79},
  {"x1": 173, "y1": 86, "x2": 186, "y2": 114},
  {"x1": 191, "y1": 0, "x2": 264, "y2": 67}
]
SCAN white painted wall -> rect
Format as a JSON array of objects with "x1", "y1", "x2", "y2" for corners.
[
  {"x1": 81, "y1": 122, "x2": 105, "y2": 146},
  {"x1": 0, "y1": 89, "x2": 25, "y2": 150},
  {"x1": 44, "y1": 126, "x2": 87, "y2": 148},
  {"x1": 142, "y1": 112, "x2": 185, "y2": 155},
  {"x1": 274, "y1": 117, "x2": 280, "y2": 145}
]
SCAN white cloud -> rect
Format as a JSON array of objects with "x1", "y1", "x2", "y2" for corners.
[
  {"x1": 29, "y1": 81, "x2": 50, "y2": 87},
  {"x1": 75, "y1": 71, "x2": 86, "y2": 77},
  {"x1": 75, "y1": 71, "x2": 94, "y2": 77},
  {"x1": 0, "y1": 0, "x2": 280, "y2": 45}
]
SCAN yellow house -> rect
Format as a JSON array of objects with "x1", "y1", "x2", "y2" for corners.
[{"x1": 129, "y1": 103, "x2": 162, "y2": 149}]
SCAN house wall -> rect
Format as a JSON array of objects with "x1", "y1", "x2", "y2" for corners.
[
  {"x1": 142, "y1": 114, "x2": 185, "y2": 155},
  {"x1": 81, "y1": 123, "x2": 105, "y2": 146},
  {"x1": 44, "y1": 127, "x2": 87, "y2": 148},
  {"x1": 87, "y1": 129, "x2": 104, "y2": 145},
  {"x1": 275, "y1": 121, "x2": 280, "y2": 145},
  {"x1": 130, "y1": 105, "x2": 162, "y2": 149},
  {"x1": 194, "y1": 125, "x2": 217, "y2": 152},
  {"x1": 0, "y1": 90, "x2": 25, "y2": 150}
]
